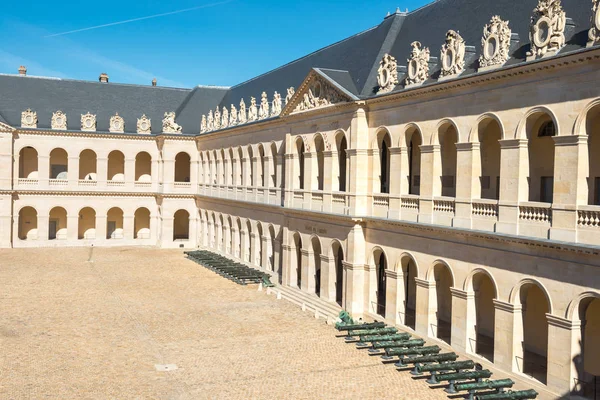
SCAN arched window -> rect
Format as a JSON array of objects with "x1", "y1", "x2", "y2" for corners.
[
  {"x1": 526, "y1": 113, "x2": 556, "y2": 203},
  {"x1": 337, "y1": 135, "x2": 347, "y2": 192},
  {"x1": 79, "y1": 150, "x2": 97, "y2": 180},
  {"x1": 314, "y1": 135, "x2": 325, "y2": 191},
  {"x1": 18, "y1": 207, "x2": 38, "y2": 240},
  {"x1": 477, "y1": 119, "x2": 502, "y2": 200},
  {"x1": 107, "y1": 150, "x2": 125, "y2": 181},
  {"x1": 106, "y1": 207, "x2": 124, "y2": 239},
  {"x1": 19, "y1": 147, "x2": 38, "y2": 179},
  {"x1": 49, "y1": 148, "x2": 68, "y2": 179},
  {"x1": 173, "y1": 210, "x2": 190, "y2": 240},
  {"x1": 134, "y1": 208, "x2": 151, "y2": 239},
  {"x1": 174, "y1": 152, "x2": 191, "y2": 183},
  {"x1": 438, "y1": 124, "x2": 458, "y2": 197},
  {"x1": 135, "y1": 152, "x2": 152, "y2": 182}
]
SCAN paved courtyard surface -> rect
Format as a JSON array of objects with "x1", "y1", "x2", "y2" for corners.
[{"x1": 0, "y1": 247, "x2": 449, "y2": 399}]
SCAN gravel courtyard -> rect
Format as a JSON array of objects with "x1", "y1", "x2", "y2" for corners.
[{"x1": 0, "y1": 247, "x2": 448, "y2": 399}]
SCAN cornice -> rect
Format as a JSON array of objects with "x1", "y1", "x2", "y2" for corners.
[{"x1": 14, "y1": 128, "x2": 194, "y2": 142}]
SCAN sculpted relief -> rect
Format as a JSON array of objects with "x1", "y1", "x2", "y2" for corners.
[
  {"x1": 440, "y1": 30, "x2": 466, "y2": 78},
  {"x1": 21, "y1": 109, "x2": 37, "y2": 128},
  {"x1": 479, "y1": 16, "x2": 512, "y2": 69},
  {"x1": 292, "y1": 76, "x2": 346, "y2": 113},
  {"x1": 376, "y1": 53, "x2": 398, "y2": 94},
  {"x1": 51, "y1": 111, "x2": 67, "y2": 130},
  {"x1": 81, "y1": 112, "x2": 96, "y2": 132},
  {"x1": 137, "y1": 114, "x2": 151, "y2": 134},
  {"x1": 406, "y1": 41, "x2": 430, "y2": 86},
  {"x1": 526, "y1": 0, "x2": 566, "y2": 59},
  {"x1": 588, "y1": 0, "x2": 600, "y2": 47},
  {"x1": 162, "y1": 112, "x2": 182, "y2": 133},
  {"x1": 109, "y1": 113, "x2": 124, "y2": 133}
]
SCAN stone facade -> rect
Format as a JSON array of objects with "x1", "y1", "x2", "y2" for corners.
[{"x1": 1, "y1": 4, "x2": 600, "y2": 398}]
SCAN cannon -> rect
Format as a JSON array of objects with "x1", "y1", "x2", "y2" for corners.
[
  {"x1": 336, "y1": 321, "x2": 385, "y2": 332},
  {"x1": 414, "y1": 360, "x2": 476, "y2": 384},
  {"x1": 396, "y1": 352, "x2": 458, "y2": 368},
  {"x1": 475, "y1": 389, "x2": 538, "y2": 400},
  {"x1": 372, "y1": 339, "x2": 426, "y2": 358},
  {"x1": 432, "y1": 369, "x2": 493, "y2": 393},
  {"x1": 346, "y1": 327, "x2": 397, "y2": 339},
  {"x1": 356, "y1": 333, "x2": 411, "y2": 347},
  {"x1": 455, "y1": 379, "x2": 515, "y2": 400},
  {"x1": 386, "y1": 345, "x2": 441, "y2": 360}
]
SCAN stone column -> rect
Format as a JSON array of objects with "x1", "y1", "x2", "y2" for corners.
[
  {"x1": 95, "y1": 156, "x2": 107, "y2": 188},
  {"x1": 123, "y1": 215, "x2": 134, "y2": 240},
  {"x1": 96, "y1": 214, "x2": 108, "y2": 242},
  {"x1": 454, "y1": 143, "x2": 479, "y2": 229},
  {"x1": 124, "y1": 157, "x2": 135, "y2": 188},
  {"x1": 551, "y1": 135, "x2": 588, "y2": 242},
  {"x1": 272, "y1": 239, "x2": 282, "y2": 279},
  {"x1": 415, "y1": 278, "x2": 436, "y2": 338},
  {"x1": 260, "y1": 235, "x2": 269, "y2": 269},
  {"x1": 300, "y1": 248, "x2": 314, "y2": 293},
  {"x1": 546, "y1": 314, "x2": 581, "y2": 394},
  {"x1": 162, "y1": 159, "x2": 174, "y2": 192},
  {"x1": 450, "y1": 288, "x2": 476, "y2": 354},
  {"x1": 344, "y1": 220, "x2": 367, "y2": 316},
  {"x1": 320, "y1": 254, "x2": 335, "y2": 302},
  {"x1": 322, "y1": 150, "x2": 334, "y2": 212},
  {"x1": 284, "y1": 153, "x2": 295, "y2": 207},
  {"x1": 388, "y1": 147, "x2": 404, "y2": 219},
  {"x1": 348, "y1": 104, "x2": 370, "y2": 216},
  {"x1": 190, "y1": 160, "x2": 199, "y2": 187},
  {"x1": 67, "y1": 214, "x2": 78, "y2": 242},
  {"x1": 303, "y1": 152, "x2": 314, "y2": 206},
  {"x1": 68, "y1": 156, "x2": 79, "y2": 188},
  {"x1": 151, "y1": 158, "x2": 159, "y2": 191},
  {"x1": 39, "y1": 155, "x2": 50, "y2": 187},
  {"x1": 497, "y1": 139, "x2": 528, "y2": 235},
  {"x1": 240, "y1": 229, "x2": 248, "y2": 261},
  {"x1": 492, "y1": 299, "x2": 522, "y2": 373},
  {"x1": 281, "y1": 243, "x2": 294, "y2": 287},
  {"x1": 418, "y1": 145, "x2": 440, "y2": 224},
  {"x1": 385, "y1": 270, "x2": 402, "y2": 325}
]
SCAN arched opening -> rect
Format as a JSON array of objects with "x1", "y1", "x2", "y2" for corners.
[
  {"x1": 373, "y1": 248, "x2": 387, "y2": 317},
  {"x1": 235, "y1": 218, "x2": 242, "y2": 258},
  {"x1": 314, "y1": 135, "x2": 325, "y2": 191},
  {"x1": 270, "y1": 142, "x2": 278, "y2": 187},
  {"x1": 244, "y1": 220, "x2": 252, "y2": 262},
  {"x1": 438, "y1": 123, "x2": 458, "y2": 197},
  {"x1": 107, "y1": 150, "x2": 125, "y2": 181},
  {"x1": 296, "y1": 138, "x2": 305, "y2": 190},
  {"x1": 78, "y1": 207, "x2": 96, "y2": 239},
  {"x1": 376, "y1": 132, "x2": 392, "y2": 194},
  {"x1": 226, "y1": 216, "x2": 233, "y2": 255},
  {"x1": 247, "y1": 146, "x2": 254, "y2": 187},
  {"x1": 407, "y1": 128, "x2": 422, "y2": 195},
  {"x1": 470, "y1": 272, "x2": 496, "y2": 361},
  {"x1": 585, "y1": 106, "x2": 600, "y2": 205},
  {"x1": 399, "y1": 255, "x2": 417, "y2": 329},
  {"x1": 237, "y1": 147, "x2": 244, "y2": 186},
  {"x1": 574, "y1": 296, "x2": 600, "y2": 398},
  {"x1": 258, "y1": 145, "x2": 265, "y2": 187},
  {"x1": 526, "y1": 113, "x2": 556, "y2": 203},
  {"x1": 210, "y1": 214, "x2": 217, "y2": 248},
  {"x1": 18, "y1": 207, "x2": 38, "y2": 240},
  {"x1": 175, "y1": 152, "x2": 191, "y2": 183},
  {"x1": 48, "y1": 206, "x2": 67, "y2": 240},
  {"x1": 219, "y1": 149, "x2": 226, "y2": 186},
  {"x1": 135, "y1": 152, "x2": 152, "y2": 182},
  {"x1": 79, "y1": 149, "x2": 97, "y2": 180},
  {"x1": 49, "y1": 148, "x2": 68, "y2": 179},
  {"x1": 332, "y1": 241, "x2": 345, "y2": 307},
  {"x1": 227, "y1": 149, "x2": 235, "y2": 186},
  {"x1": 106, "y1": 207, "x2": 124, "y2": 239},
  {"x1": 134, "y1": 208, "x2": 150, "y2": 239},
  {"x1": 268, "y1": 225, "x2": 276, "y2": 271},
  {"x1": 477, "y1": 119, "x2": 502, "y2": 200},
  {"x1": 311, "y1": 236, "x2": 322, "y2": 296},
  {"x1": 19, "y1": 147, "x2": 38, "y2": 179},
  {"x1": 256, "y1": 223, "x2": 264, "y2": 266},
  {"x1": 516, "y1": 283, "x2": 550, "y2": 384},
  {"x1": 292, "y1": 232, "x2": 302, "y2": 289},
  {"x1": 432, "y1": 262, "x2": 453, "y2": 343},
  {"x1": 173, "y1": 210, "x2": 190, "y2": 240},
  {"x1": 336, "y1": 134, "x2": 348, "y2": 192}
]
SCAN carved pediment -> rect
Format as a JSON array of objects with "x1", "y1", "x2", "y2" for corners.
[
  {"x1": 526, "y1": 0, "x2": 566, "y2": 60},
  {"x1": 479, "y1": 16, "x2": 512, "y2": 70},
  {"x1": 406, "y1": 41, "x2": 430, "y2": 86},
  {"x1": 281, "y1": 71, "x2": 352, "y2": 117}
]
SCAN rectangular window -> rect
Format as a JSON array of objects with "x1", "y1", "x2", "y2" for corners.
[
  {"x1": 595, "y1": 177, "x2": 600, "y2": 205},
  {"x1": 540, "y1": 176, "x2": 554, "y2": 203}
]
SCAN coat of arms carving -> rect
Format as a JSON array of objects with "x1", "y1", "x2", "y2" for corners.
[
  {"x1": 81, "y1": 112, "x2": 96, "y2": 132},
  {"x1": 21, "y1": 109, "x2": 37, "y2": 128},
  {"x1": 406, "y1": 41, "x2": 430, "y2": 86},
  {"x1": 377, "y1": 53, "x2": 398, "y2": 94},
  {"x1": 109, "y1": 113, "x2": 124, "y2": 133},
  {"x1": 440, "y1": 30, "x2": 466, "y2": 78},
  {"x1": 479, "y1": 16, "x2": 512, "y2": 69},
  {"x1": 51, "y1": 111, "x2": 67, "y2": 130},
  {"x1": 137, "y1": 114, "x2": 151, "y2": 134},
  {"x1": 526, "y1": 0, "x2": 566, "y2": 60}
]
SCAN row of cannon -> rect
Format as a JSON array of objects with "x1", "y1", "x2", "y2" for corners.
[
  {"x1": 185, "y1": 250, "x2": 274, "y2": 286},
  {"x1": 335, "y1": 316, "x2": 539, "y2": 400}
]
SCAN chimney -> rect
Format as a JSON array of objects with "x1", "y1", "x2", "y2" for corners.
[
  {"x1": 18, "y1": 66, "x2": 27, "y2": 76},
  {"x1": 152, "y1": 78, "x2": 157, "y2": 87},
  {"x1": 99, "y1": 72, "x2": 109, "y2": 83}
]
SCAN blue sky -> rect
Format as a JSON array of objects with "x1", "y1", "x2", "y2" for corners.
[{"x1": 0, "y1": 0, "x2": 427, "y2": 88}]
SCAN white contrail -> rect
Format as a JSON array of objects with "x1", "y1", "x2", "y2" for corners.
[{"x1": 44, "y1": 0, "x2": 234, "y2": 38}]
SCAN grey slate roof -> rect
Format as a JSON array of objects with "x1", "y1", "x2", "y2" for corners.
[{"x1": 0, "y1": 0, "x2": 595, "y2": 136}]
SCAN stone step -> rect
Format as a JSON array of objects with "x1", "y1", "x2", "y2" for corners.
[{"x1": 268, "y1": 284, "x2": 342, "y2": 321}]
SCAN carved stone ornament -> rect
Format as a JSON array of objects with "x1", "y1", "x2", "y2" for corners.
[
  {"x1": 292, "y1": 76, "x2": 347, "y2": 113},
  {"x1": 440, "y1": 30, "x2": 466, "y2": 78},
  {"x1": 230, "y1": 104, "x2": 238, "y2": 126},
  {"x1": 51, "y1": 111, "x2": 67, "y2": 130},
  {"x1": 479, "y1": 16, "x2": 512, "y2": 69},
  {"x1": 238, "y1": 99, "x2": 247, "y2": 124},
  {"x1": 271, "y1": 91, "x2": 282, "y2": 116},
  {"x1": 258, "y1": 92, "x2": 269, "y2": 119},
  {"x1": 137, "y1": 114, "x2": 151, "y2": 134},
  {"x1": 213, "y1": 107, "x2": 221, "y2": 130},
  {"x1": 248, "y1": 97, "x2": 258, "y2": 121},
  {"x1": 207, "y1": 110, "x2": 214, "y2": 131},
  {"x1": 406, "y1": 41, "x2": 430, "y2": 86},
  {"x1": 377, "y1": 53, "x2": 399, "y2": 94},
  {"x1": 588, "y1": 0, "x2": 600, "y2": 47},
  {"x1": 221, "y1": 106, "x2": 229, "y2": 128},
  {"x1": 80, "y1": 112, "x2": 97, "y2": 132},
  {"x1": 526, "y1": 0, "x2": 566, "y2": 59},
  {"x1": 200, "y1": 115, "x2": 207, "y2": 133},
  {"x1": 109, "y1": 113, "x2": 124, "y2": 133},
  {"x1": 21, "y1": 108, "x2": 37, "y2": 128},
  {"x1": 162, "y1": 111, "x2": 182, "y2": 133},
  {"x1": 285, "y1": 87, "x2": 295, "y2": 105}
]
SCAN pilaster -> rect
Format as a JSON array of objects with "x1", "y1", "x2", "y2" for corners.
[
  {"x1": 418, "y1": 145, "x2": 439, "y2": 223},
  {"x1": 492, "y1": 299, "x2": 522, "y2": 373},
  {"x1": 450, "y1": 287, "x2": 475, "y2": 353},
  {"x1": 497, "y1": 139, "x2": 528, "y2": 235},
  {"x1": 546, "y1": 314, "x2": 581, "y2": 394},
  {"x1": 415, "y1": 278, "x2": 436, "y2": 338}
]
